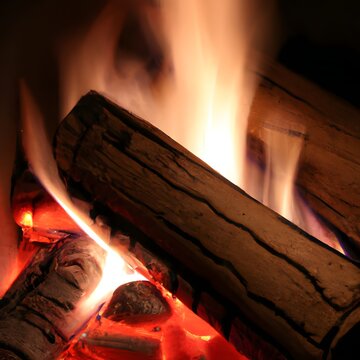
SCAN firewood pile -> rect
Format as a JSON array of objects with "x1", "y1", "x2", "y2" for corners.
[{"x1": 1, "y1": 62, "x2": 359, "y2": 360}]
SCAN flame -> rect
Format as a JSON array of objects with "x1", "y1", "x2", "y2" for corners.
[
  {"x1": 262, "y1": 121, "x2": 305, "y2": 223},
  {"x1": 251, "y1": 120, "x2": 344, "y2": 253},
  {"x1": 80, "y1": 251, "x2": 145, "y2": 312},
  {"x1": 156, "y1": 0, "x2": 253, "y2": 185},
  {"x1": 57, "y1": 0, "x2": 261, "y2": 187},
  {"x1": 19, "y1": 0, "x2": 343, "y2": 313},
  {"x1": 20, "y1": 82, "x2": 144, "y2": 332}
]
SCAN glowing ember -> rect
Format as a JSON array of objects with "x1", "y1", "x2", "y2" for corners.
[
  {"x1": 61, "y1": 283, "x2": 246, "y2": 360},
  {"x1": 17, "y1": 0, "x2": 345, "y2": 338},
  {"x1": 13, "y1": 2, "x2": 348, "y2": 358},
  {"x1": 20, "y1": 210, "x2": 33, "y2": 228}
]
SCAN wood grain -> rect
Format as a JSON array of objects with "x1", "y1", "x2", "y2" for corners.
[{"x1": 249, "y1": 60, "x2": 360, "y2": 254}]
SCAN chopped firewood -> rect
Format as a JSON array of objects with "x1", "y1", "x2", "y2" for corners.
[
  {"x1": 55, "y1": 91, "x2": 360, "y2": 359},
  {"x1": 0, "y1": 236, "x2": 105, "y2": 360}
]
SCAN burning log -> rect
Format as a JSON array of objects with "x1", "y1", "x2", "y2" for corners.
[
  {"x1": 250, "y1": 61, "x2": 360, "y2": 253},
  {"x1": 55, "y1": 92, "x2": 360, "y2": 359},
  {"x1": 78, "y1": 334, "x2": 161, "y2": 359},
  {"x1": 0, "y1": 235, "x2": 105, "y2": 360}
]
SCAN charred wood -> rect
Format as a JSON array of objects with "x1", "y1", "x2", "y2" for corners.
[{"x1": 0, "y1": 236, "x2": 105, "y2": 360}]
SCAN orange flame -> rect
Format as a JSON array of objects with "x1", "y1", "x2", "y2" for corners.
[
  {"x1": 20, "y1": 82, "x2": 144, "y2": 331},
  {"x1": 19, "y1": 0, "x2": 343, "y2": 318}
]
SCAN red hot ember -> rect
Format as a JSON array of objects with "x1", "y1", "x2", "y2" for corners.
[{"x1": 61, "y1": 281, "x2": 245, "y2": 360}]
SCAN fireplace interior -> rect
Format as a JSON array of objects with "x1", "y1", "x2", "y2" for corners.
[{"x1": 0, "y1": 1, "x2": 359, "y2": 359}]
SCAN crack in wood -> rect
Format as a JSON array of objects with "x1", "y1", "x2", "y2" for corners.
[{"x1": 108, "y1": 139, "x2": 357, "y2": 311}]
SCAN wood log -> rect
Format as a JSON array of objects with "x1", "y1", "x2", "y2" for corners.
[
  {"x1": 0, "y1": 235, "x2": 105, "y2": 360},
  {"x1": 249, "y1": 60, "x2": 360, "y2": 254},
  {"x1": 54, "y1": 92, "x2": 360, "y2": 359}
]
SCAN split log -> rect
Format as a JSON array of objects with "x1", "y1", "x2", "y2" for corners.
[
  {"x1": 0, "y1": 235, "x2": 105, "y2": 360},
  {"x1": 249, "y1": 60, "x2": 360, "y2": 254},
  {"x1": 55, "y1": 92, "x2": 360, "y2": 359}
]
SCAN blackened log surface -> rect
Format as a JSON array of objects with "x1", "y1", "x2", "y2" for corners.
[
  {"x1": 55, "y1": 91, "x2": 360, "y2": 359},
  {"x1": 0, "y1": 236, "x2": 105, "y2": 360},
  {"x1": 103, "y1": 281, "x2": 170, "y2": 323}
]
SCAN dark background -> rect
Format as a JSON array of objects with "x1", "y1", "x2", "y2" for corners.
[
  {"x1": 1, "y1": 0, "x2": 359, "y2": 107},
  {"x1": 277, "y1": 0, "x2": 360, "y2": 107}
]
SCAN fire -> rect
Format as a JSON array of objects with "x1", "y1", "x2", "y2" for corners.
[
  {"x1": 19, "y1": 0, "x2": 344, "y2": 337},
  {"x1": 79, "y1": 251, "x2": 145, "y2": 314},
  {"x1": 156, "y1": 0, "x2": 254, "y2": 185},
  {"x1": 57, "y1": 0, "x2": 312, "y2": 239},
  {"x1": 20, "y1": 82, "x2": 144, "y2": 331},
  {"x1": 20, "y1": 210, "x2": 33, "y2": 228},
  {"x1": 63, "y1": 285, "x2": 245, "y2": 360}
]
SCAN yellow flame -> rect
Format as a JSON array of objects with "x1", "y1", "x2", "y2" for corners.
[
  {"x1": 20, "y1": 81, "x2": 144, "y2": 327},
  {"x1": 56, "y1": 0, "x2": 343, "y2": 254},
  {"x1": 20, "y1": 210, "x2": 33, "y2": 228},
  {"x1": 19, "y1": 2, "x2": 344, "y2": 327},
  {"x1": 82, "y1": 251, "x2": 145, "y2": 309}
]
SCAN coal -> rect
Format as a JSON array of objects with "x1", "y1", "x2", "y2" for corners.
[{"x1": 103, "y1": 281, "x2": 170, "y2": 323}]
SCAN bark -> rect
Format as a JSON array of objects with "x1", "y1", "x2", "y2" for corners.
[
  {"x1": 54, "y1": 91, "x2": 360, "y2": 359},
  {"x1": 0, "y1": 236, "x2": 105, "y2": 360}
]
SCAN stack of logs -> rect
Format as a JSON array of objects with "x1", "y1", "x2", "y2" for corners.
[
  {"x1": 0, "y1": 61, "x2": 359, "y2": 360},
  {"x1": 5, "y1": 179, "x2": 244, "y2": 360}
]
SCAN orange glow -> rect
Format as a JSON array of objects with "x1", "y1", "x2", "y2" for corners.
[
  {"x1": 18, "y1": 0, "x2": 345, "y2": 349},
  {"x1": 20, "y1": 81, "x2": 145, "y2": 335},
  {"x1": 61, "y1": 283, "x2": 246, "y2": 360}
]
